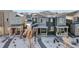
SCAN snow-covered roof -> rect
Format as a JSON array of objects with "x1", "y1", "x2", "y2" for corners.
[
  {"x1": 56, "y1": 26, "x2": 68, "y2": 28},
  {"x1": 33, "y1": 24, "x2": 48, "y2": 28},
  {"x1": 32, "y1": 11, "x2": 66, "y2": 18},
  {"x1": 16, "y1": 13, "x2": 24, "y2": 17}
]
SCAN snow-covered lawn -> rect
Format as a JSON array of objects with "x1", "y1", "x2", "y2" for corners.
[
  {"x1": 8, "y1": 36, "x2": 28, "y2": 48},
  {"x1": 0, "y1": 35, "x2": 79, "y2": 48},
  {"x1": 41, "y1": 36, "x2": 65, "y2": 48},
  {"x1": 0, "y1": 35, "x2": 41, "y2": 48},
  {"x1": 32, "y1": 37, "x2": 41, "y2": 48},
  {"x1": 0, "y1": 36, "x2": 9, "y2": 48},
  {"x1": 0, "y1": 36, "x2": 29, "y2": 48},
  {"x1": 68, "y1": 37, "x2": 79, "y2": 48}
]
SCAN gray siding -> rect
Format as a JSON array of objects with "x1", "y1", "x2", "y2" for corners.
[{"x1": 56, "y1": 16, "x2": 66, "y2": 26}]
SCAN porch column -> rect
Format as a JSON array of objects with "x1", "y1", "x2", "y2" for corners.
[
  {"x1": 20, "y1": 27, "x2": 21, "y2": 35},
  {"x1": 67, "y1": 27, "x2": 68, "y2": 36},
  {"x1": 15, "y1": 28, "x2": 17, "y2": 35},
  {"x1": 56, "y1": 27, "x2": 58, "y2": 36},
  {"x1": 40, "y1": 28, "x2": 41, "y2": 35},
  {"x1": 46, "y1": 28, "x2": 47, "y2": 36},
  {"x1": 37, "y1": 28, "x2": 38, "y2": 36}
]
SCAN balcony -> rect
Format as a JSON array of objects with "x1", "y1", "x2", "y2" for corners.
[{"x1": 46, "y1": 22, "x2": 54, "y2": 26}]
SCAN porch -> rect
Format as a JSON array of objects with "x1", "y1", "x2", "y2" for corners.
[
  {"x1": 56, "y1": 26, "x2": 68, "y2": 36},
  {"x1": 9, "y1": 25, "x2": 23, "y2": 35},
  {"x1": 33, "y1": 25, "x2": 48, "y2": 36}
]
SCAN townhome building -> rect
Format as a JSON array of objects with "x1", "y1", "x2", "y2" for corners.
[
  {"x1": 55, "y1": 14, "x2": 68, "y2": 36},
  {"x1": 32, "y1": 13, "x2": 48, "y2": 36},
  {"x1": 39, "y1": 11, "x2": 56, "y2": 35},
  {"x1": 25, "y1": 13, "x2": 32, "y2": 27},
  {"x1": 0, "y1": 10, "x2": 11, "y2": 36},
  {"x1": 71, "y1": 17, "x2": 79, "y2": 36},
  {"x1": 66, "y1": 11, "x2": 79, "y2": 36},
  {"x1": 8, "y1": 12, "x2": 25, "y2": 35},
  {"x1": 32, "y1": 11, "x2": 68, "y2": 37}
]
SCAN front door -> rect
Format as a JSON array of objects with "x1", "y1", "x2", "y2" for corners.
[
  {"x1": 40, "y1": 28, "x2": 47, "y2": 36},
  {"x1": 12, "y1": 28, "x2": 16, "y2": 35},
  {"x1": 16, "y1": 28, "x2": 20, "y2": 35}
]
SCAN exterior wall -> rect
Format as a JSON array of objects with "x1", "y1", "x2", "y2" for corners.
[
  {"x1": 3, "y1": 11, "x2": 10, "y2": 35},
  {"x1": 70, "y1": 24, "x2": 75, "y2": 34},
  {"x1": 0, "y1": 27, "x2": 4, "y2": 35},
  {"x1": 70, "y1": 13, "x2": 79, "y2": 36},
  {"x1": 26, "y1": 14, "x2": 32, "y2": 21},
  {"x1": 46, "y1": 17, "x2": 55, "y2": 34},
  {"x1": 55, "y1": 16, "x2": 68, "y2": 36},
  {"x1": 0, "y1": 10, "x2": 25, "y2": 35},
  {"x1": 0, "y1": 12, "x2": 4, "y2": 26},
  {"x1": 0, "y1": 12, "x2": 4, "y2": 35},
  {"x1": 41, "y1": 18, "x2": 46, "y2": 24},
  {"x1": 66, "y1": 16, "x2": 74, "y2": 20},
  {"x1": 8, "y1": 11, "x2": 25, "y2": 25},
  {"x1": 71, "y1": 24, "x2": 79, "y2": 36},
  {"x1": 75, "y1": 24, "x2": 79, "y2": 36},
  {"x1": 0, "y1": 10, "x2": 11, "y2": 35},
  {"x1": 56, "y1": 16, "x2": 66, "y2": 26},
  {"x1": 72, "y1": 17, "x2": 79, "y2": 23},
  {"x1": 74, "y1": 12, "x2": 79, "y2": 17},
  {"x1": 9, "y1": 12, "x2": 26, "y2": 35},
  {"x1": 8, "y1": 11, "x2": 16, "y2": 25}
]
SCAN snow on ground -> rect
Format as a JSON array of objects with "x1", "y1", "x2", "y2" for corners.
[
  {"x1": 9, "y1": 36, "x2": 28, "y2": 48},
  {"x1": 8, "y1": 36, "x2": 41, "y2": 48},
  {"x1": 0, "y1": 36, "x2": 9, "y2": 48},
  {"x1": 41, "y1": 36, "x2": 65, "y2": 48},
  {"x1": 32, "y1": 37, "x2": 41, "y2": 48},
  {"x1": 68, "y1": 37, "x2": 79, "y2": 48},
  {"x1": 0, "y1": 36, "x2": 41, "y2": 48},
  {"x1": 0, "y1": 35, "x2": 79, "y2": 48}
]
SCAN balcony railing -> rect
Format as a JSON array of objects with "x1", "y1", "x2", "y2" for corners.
[{"x1": 46, "y1": 22, "x2": 54, "y2": 26}]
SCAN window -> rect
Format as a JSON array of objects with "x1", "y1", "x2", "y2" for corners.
[
  {"x1": 34, "y1": 18, "x2": 36, "y2": 22},
  {"x1": 77, "y1": 27, "x2": 79, "y2": 32},
  {"x1": 64, "y1": 28, "x2": 67, "y2": 32},
  {"x1": 16, "y1": 15, "x2": 20, "y2": 17},
  {"x1": 57, "y1": 18, "x2": 65, "y2": 25},
  {"x1": 50, "y1": 18, "x2": 53, "y2": 22},
  {"x1": 38, "y1": 18, "x2": 41, "y2": 23},
  {"x1": 77, "y1": 17, "x2": 79, "y2": 22},
  {"x1": 49, "y1": 18, "x2": 51, "y2": 22},
  {"x1": 50, "y1": 27, "x2": 54, "y2": 31},
  {"x1": 41, "y1": 19, "x2": 42, "y2": 22},
  {"x1": 41, "y1": 28, "x2": 46, "y2": 33},
  {"x1": 78, "y1": 28, "x2": 79, "y2": 32},
  {"x1": 59, "y1": 18, "x2": 63, "y2": 23},
  {"x1": 7, "y1": 18, "x2": 8, "y2": 22}
]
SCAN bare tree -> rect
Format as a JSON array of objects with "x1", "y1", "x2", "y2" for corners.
[
  {"x1": 63, "y1": 36, "x2": 70, "y2": 48},
  {"x1": 23, "y1": 26, "x2": 33, "y2": 48}
]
